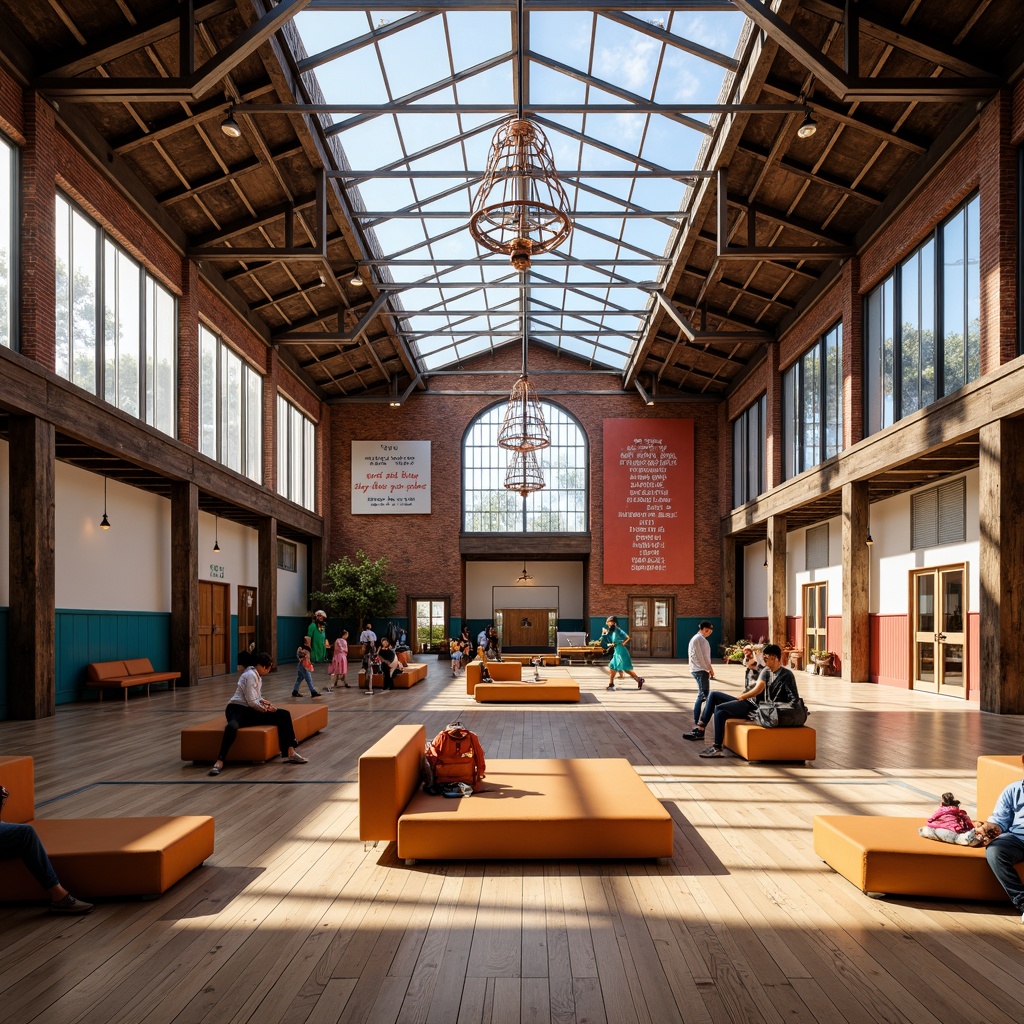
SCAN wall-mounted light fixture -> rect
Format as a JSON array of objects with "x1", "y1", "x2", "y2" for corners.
[
  {"x1": 220, "y1": 108, "x2": 242, "y2": 139},
  {"x1": 100, "y1": 477, "x2": 111, "y2": 531},
  {"x1": 213, "y1": 514, "x2": 221, "y2": 553}
]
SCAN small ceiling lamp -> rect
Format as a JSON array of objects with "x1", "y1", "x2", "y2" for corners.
[
  {"x1": 866, "y1": 531, "x2": 874, "y2": 546},
  {"x1": 220, "y1": 108, "x2": 242, "y2": 139},
  {"x1": 213, "y1": 515, "x2": 221, "y2": 553},
  {"x1": 469, "y1": 117, "x2": 573, "y2": 270},
  {"x1": 504, "y1": 448, "x2": 545, "y2": 498},
  {"x1": 796, "y1": 109, "x2": 818, "y2": 139},
  {"x1": 516, "y1": 561, "x2": 534, "y2": 584},
  {"x1": 100, "y1": 477, "x2": 110, "y2": 531},
  {"x1": 763, "y1": 540, "x2": 768, "y2": 568},
  {"x1": 388, "y1": 377, "x2": 402, "y2": 408},
  {"x1": 349, "y1": 267, "x2": 364, "y2": 287}
]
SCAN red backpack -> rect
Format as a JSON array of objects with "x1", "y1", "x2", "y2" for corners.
[{"x1": 425, "y1": 723, "x2": 486, "y2": 792}]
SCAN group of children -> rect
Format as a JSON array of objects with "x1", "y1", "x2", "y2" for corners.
[{"x1": 292, "y1": 630, "x2": 350, "y2": 697}]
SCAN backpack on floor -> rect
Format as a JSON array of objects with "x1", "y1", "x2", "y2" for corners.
[{"x1": 424, "y1": 721, "x2": 486, "y2": 793}]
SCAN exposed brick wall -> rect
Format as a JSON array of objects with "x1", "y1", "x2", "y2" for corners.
[
  {"x1": 778, "y1": 276, "x2": 845, "y2": 373},
  {"x1": 177, "y1": 260, "x2": 199, "y2": 448},
  {"x1": 0, "y1": 61, "x2": 24, "y2": 142},
  {"x1": 262, "y1": 346, "x2": 280, "y2": 492},
  {"x1": 1012, "y1": 75, "x2": 1024, "y2": 146},
  {"x1": 198, "y1": 282, "x2": 268, "y2": 370},
  {"x1": 841, "y1": 258, "x2": 863, "y2": 448},
  {"x1": 327, "y1": 344, "x2": 723, "y2": 621}
]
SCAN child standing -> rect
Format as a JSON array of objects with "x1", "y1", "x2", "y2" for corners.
[
  {"x1": 292, "y1": 636, "x2": 320, "y2": 697},
  {"x1": 328, "y1": 630, "x2": 349, "y2": 689}
]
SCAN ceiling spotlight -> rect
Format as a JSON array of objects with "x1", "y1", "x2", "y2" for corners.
[
  {"x1": 350, "y1": 267, "x2": 364, "y2": 287},
  {"x1": 220, "y1": 109, "x2": 242, "y2": 139},
  {"x1": 796, "y1": 110, "x2": 818, "y2": 139},
  {"x1": 317, "y1": 271, "x2": 327, "y2": 288}
]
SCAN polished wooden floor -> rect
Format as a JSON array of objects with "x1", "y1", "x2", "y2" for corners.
[{"x1": 2, "y1": 659, "x2": 1023, "y2": 1024}]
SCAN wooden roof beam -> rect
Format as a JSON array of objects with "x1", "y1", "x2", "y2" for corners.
[{"x1": 736, "y1": 141, "x2": 884, "y2": 206}]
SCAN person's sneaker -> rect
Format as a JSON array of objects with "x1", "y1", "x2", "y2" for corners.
[
  {"x1": 606, "y1": 683, "x2": 616, "y2": 690},
  {"x1": 698, "y1": 746, "x2": 724, "y2": 758},
  {"x1": 637, "y1": 678, "x2": 645, "y2": 690},
  {"x1": 310, "y1": 691, "x2": 321, "y2": 698},
  {"x1": 290, "y1": 692, "x2": 301, "y2": 698},
  {"x1": 283, "y1": 752, "x2": 308, "y2": 764},
  {"x1": 50, "y1": 894, "x2": 93, "y2": 915},
  {"x1": 682, "y1": 728, "x2": 706, "y2": 741},
  {"x1": 363, "y1": 689, "x2": 373, "y2": 695}
]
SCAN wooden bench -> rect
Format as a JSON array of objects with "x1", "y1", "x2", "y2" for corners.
[
  {"x1": 86, "y1": 658, "x2": 181, "y2": 702},
  {"x1": 359, "y1": 725, "x2": 672, "y2": 863},
  {"x1": 180, "y1": 703, "x2": 328, "y2": 763},
  {"x1": 723, "y1": 720, "x2": 816, "y2": 762},
  {"x1": 474, "y1": 680, "x2": 580, "y2": 703},
  {"x1": 357, "y1": 661, "x2": 428, "y2": 689},
  {"x1": 557, "y1": 646, "x2": 606, "y2": 665},
  {"x1": 0, "y1": 755, "x2": 214, "y2": 901}
]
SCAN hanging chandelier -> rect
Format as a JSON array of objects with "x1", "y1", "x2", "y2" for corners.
[
  {"x1": 497, "y1": 372, "x2": 550, "y2": 452},
  {"x1": 505, "y1": 448, "x2": 545, "y2": 497},
  {"x1": 469, "y1": 117, "x2": 573, "y2": 270}
]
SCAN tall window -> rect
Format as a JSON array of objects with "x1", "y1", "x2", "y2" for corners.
[
  {"x1": 464, "y1": 401, "x2": 587, "y2": 532},
  {"x1": 865, "y1": 194, "x2": 980, "y2": 435},
  {"x1": 199, "y1": 324, "x2": 262, "y2": 482},
  {"x1": 277, "y1": 394, "x2": 316, "y2": 511},
  {"x1": 783, "y1": 323, "x2": 843, "y2": 479},
  {"x1": 732, "y1": 394, "x2": 766, "y2": 506},
  {"x1": 0, "y1": 134, "x2": 15, "y2": 348},
  {"x1": 54, "y1": 194, "x2": 176, "y2": 434}
]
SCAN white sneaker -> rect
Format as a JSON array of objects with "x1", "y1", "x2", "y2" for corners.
[
  {"x1": 698, "y1": 746, "x2": 724, "y2": 758},
  {"x1": 283, "y1": 752, "x2": 308, "y2": 764},
  {"x1": 606, "y1": 683, "x2": 616, "y2": 691}
]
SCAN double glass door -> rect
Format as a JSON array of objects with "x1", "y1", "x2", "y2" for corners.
[
  {"x1": 911, "y1": 566, "x2": 966, "y2": 697},
  {"x1": 628, "y1": 597, "x2": 674, "y2": 658}
]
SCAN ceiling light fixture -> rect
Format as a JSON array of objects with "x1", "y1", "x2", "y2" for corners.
[
  {"x1": 100, "y1": 477, "x2": 111, "y2": 531},
  {"x1": 796, "y1": 109, "x2": 818, "y2": 139},
  {"x1": 516, "y1": 561, "x2": 534, "y2": 584},
  {"x1": 504, "y1": 448, "x2": 546, "y2": 498},
  {"x1": 220, "y1": 108, "x2": 242, "y2": 139},
  {"x1": 763, "y1": 540, "x2": 769, "y2": 568},
  {"x1": 213, "y1": 514, "x2": 221, "y2": 553},
  {"x1": 349, "y1": 267, "x2": 364, "y2": 287},
  {"x1": 389, "y1": 377, "x2": 402, "y2": 407},
  {"x1": 866, "y1": 531, "x2": 874, "y2": 546}
]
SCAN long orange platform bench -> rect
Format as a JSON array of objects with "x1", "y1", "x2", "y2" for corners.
[
  {"x1": 86, "y1": 657, "x2": 181, "y2": 702},
  {"x1": 723, "y1": 719, "x2": 816, "y2": 762},
  {"x1": 465, "y1": 660, "x2": 521, "y2": 694},
  {"x1": 180, "y1": 703, "x2": 328, "y2": 763},
  {"x1": 0, "y1": 755, "x2": 214, "y2": 901},
  {"x1": 474, "y1": 680, "x2": 580, "y2": 703},
  {"x1": 358, "y1": 724, "x2": 673, "y2": 863},
  {"x1": 813, "y1": 754, "x2": 1024, "y2": 900},
  {"x1": 357, "y1": 661, "x2": 428, "y2": 689}
]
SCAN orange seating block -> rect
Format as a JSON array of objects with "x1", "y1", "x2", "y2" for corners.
[
  {"x1": 723, "y1": 720, "x2": 816, "y2": 762},
  {"x1": 976, "y1": 755, "x2": 1023, "y2": 819},
  {"x1": 474, "y1": 681, "x2": 580, "y2": 703},
  {"x1": 813, "y1": 815, "x2": 1022, "y2": 900},
  {"x1": 180, "y1": 703, "x2": 327, "y2": 763},
  {"x1": 358, "y1": 661, "x2": 428, "y2": 689},
  {"x1": 465, "y1": 660, "x2": 521, "y2": 694},
  {"x1": 0, "y1": 756, "x2": 214, "y2": 900},
  {"x1": 359, "y1": 725, "x2": 672, "y2": 862}
]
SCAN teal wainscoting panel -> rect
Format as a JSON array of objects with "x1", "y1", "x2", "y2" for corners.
[
  {"x1": 0, "y1": 608, "x2": 8, "y2": 719},
  {"x1": 55, "y1": 609, "x2": 172, "y2": 705},
  {"x1": 558, "y1": 619, "x2": 585, "y2": 636},
  {"x1": 278, "y1": 617, "x2": 309, "y2": 663},
  {"x1": 677, "y1": 617, "x2": 721, "y2": 663}
]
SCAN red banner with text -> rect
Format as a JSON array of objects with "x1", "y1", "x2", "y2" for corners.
[{"x1": 602, "y1": 419, "x2": 694, "y2": 584}]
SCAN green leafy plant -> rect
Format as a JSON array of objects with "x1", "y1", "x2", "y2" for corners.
[{"x1": 310, "y1": 551, "x2": 397, "y2": 631}]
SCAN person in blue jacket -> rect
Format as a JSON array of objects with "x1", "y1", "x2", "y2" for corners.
[{"x1": 980, "y1": 755, "x2": 1024, "y2": 922}]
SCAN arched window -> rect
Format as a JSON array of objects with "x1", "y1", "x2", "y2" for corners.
[{"x1": 463, "y1": 401, "x2": 588, "y2": 533}]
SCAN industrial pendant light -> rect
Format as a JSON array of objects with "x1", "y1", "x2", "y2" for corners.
[
  {"x1": 100, "y1": 477, "x2": 111, "y2": 531},
  {"x1": 213, "y1": 515, "x2": 221, "y2": 553},
  {"x1": 504, "y1": 448, "x2": 545, "y2": 498}
]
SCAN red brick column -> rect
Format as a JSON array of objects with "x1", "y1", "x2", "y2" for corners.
[
  {"x1": 19, "y1": 91, "x2": 57, "y2": 370},
  {"x1": 978, "y1": 88, "x2": 1017, "y2": 373},
  {"x1": 263, "y1": 345, "x2": 279, "y2": 492}
]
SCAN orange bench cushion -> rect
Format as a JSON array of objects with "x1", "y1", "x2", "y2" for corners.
[
  {"x1": 474, "y1": 681, "x2": 580, "y2": 703},
  {"x1": 977, "y1": 755, "x2": 1023, "y2": 820},
  {"x1": 357, "y1": 662, "x2": 428, "y2": 688},
  {"x1": 0, "y1": 816, "x2": 215, "y2": 900},
  {"x1": 813, "y1": 815, "x2": 1020, "y2": 900},
  {"x1": 86, "y1": 660, "x2": 130, "y2": 683},
  {"x1": 0, "y1": 755, "x2": 36, "y2": 823},
  {"x1": 398, "y1": 758, "x2": 672, "y2": 861},
  {"x1": 723, "y1": 720, "x2": 816, "y2": 761},
  {"x1": 465, "y1": 661, "x2": 522, "y2": 694},
  {"x1": 180, "y1": 703, "x2": 327, "y2": 762}
]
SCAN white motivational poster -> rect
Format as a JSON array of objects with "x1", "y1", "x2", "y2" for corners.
[{"x1": 351, "y1": 441, "x2": 431, "y2": 514}]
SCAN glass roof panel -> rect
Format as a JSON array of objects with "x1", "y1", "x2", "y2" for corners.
[{"x1": 293, "y1": 5, "x2": 747, "y2": 374}]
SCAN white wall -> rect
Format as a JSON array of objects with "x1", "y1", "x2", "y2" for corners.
[
  {"x1": 788, "y1": 516, "x2": 844, "y2": 616},
  {"x1": 869, "y1": 470, "x2": 979, "y2": 615},
  {"x1": 466, "y1": 561, "x2": 583, "y2": 618},
  {"x1": 278, "y1": 540, "x2": 309, "y2": 617},
  {"x1": 742, "y1": 541, "x2": 766, "y2": 618}
]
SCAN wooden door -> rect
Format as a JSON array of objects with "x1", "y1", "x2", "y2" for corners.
[
  {"x1": 199, "y1": 581, "x2": 230, "y2": 678},
  {"x1": 628, "y1": 597, "x2": 674, "y2": 658},
  {"x1": 237, "y1": 585, "x2": 257, "y2": 668},
  {"x1": 803, "y1": 582, "x2": 827, "y2": 656},
  {"x1": 499, "y1": 609, "x2": 554, "y2": 648},
  {"x1": 911, "y1": 565, "x2": 967, "y2": 697}
]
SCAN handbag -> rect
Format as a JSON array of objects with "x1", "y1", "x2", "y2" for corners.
[{"x1": 749, "y1": 672, "x2": 809, "y2": 728}]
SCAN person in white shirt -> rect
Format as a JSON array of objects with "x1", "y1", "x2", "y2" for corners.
[
  {"x1": 685, "y1": 620, "x2": 715, "y2": 735},
  {"x1": 208, "y1": 653, "x2": 307, "y2": 776}
]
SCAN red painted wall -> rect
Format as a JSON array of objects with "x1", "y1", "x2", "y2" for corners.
[{"x1": 870, "y1": 614, "x2": 909, "y2": 688}]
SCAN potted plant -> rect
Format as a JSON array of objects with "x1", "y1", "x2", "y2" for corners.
[
  {"x1": 809, "y1": 649, "x2": 834, "y2": 675},
  {"x1": 309, "y1": 550, "x2": 397, "y2": 642}
]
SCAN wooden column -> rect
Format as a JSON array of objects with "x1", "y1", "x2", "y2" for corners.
[
  {"x1": 979, "y1": 419, "x2": 1024, "y2": 713},
  {"x1": 8, "y1": 416, "x2": 55, "y2": 719},
  {"x1": 721, "y1": 534, "x2": 738, "y2": 643},
  {"x1": 170, "y1": 482, "x2": 199, "y2": 687},
  {"x1": 841, "y1": 481, "x2": 870, "y2": 682},
  {"x1": 258, "y1": 517, "x2": 278, "y2": 666},
  {"x1": 766, "y1": 514, "x2": 787, "y2": 646}
]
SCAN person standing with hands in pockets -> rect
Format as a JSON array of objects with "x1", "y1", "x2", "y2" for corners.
[{"x1": 600, "y1": 615, "x2": 645, "y2": 691}]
